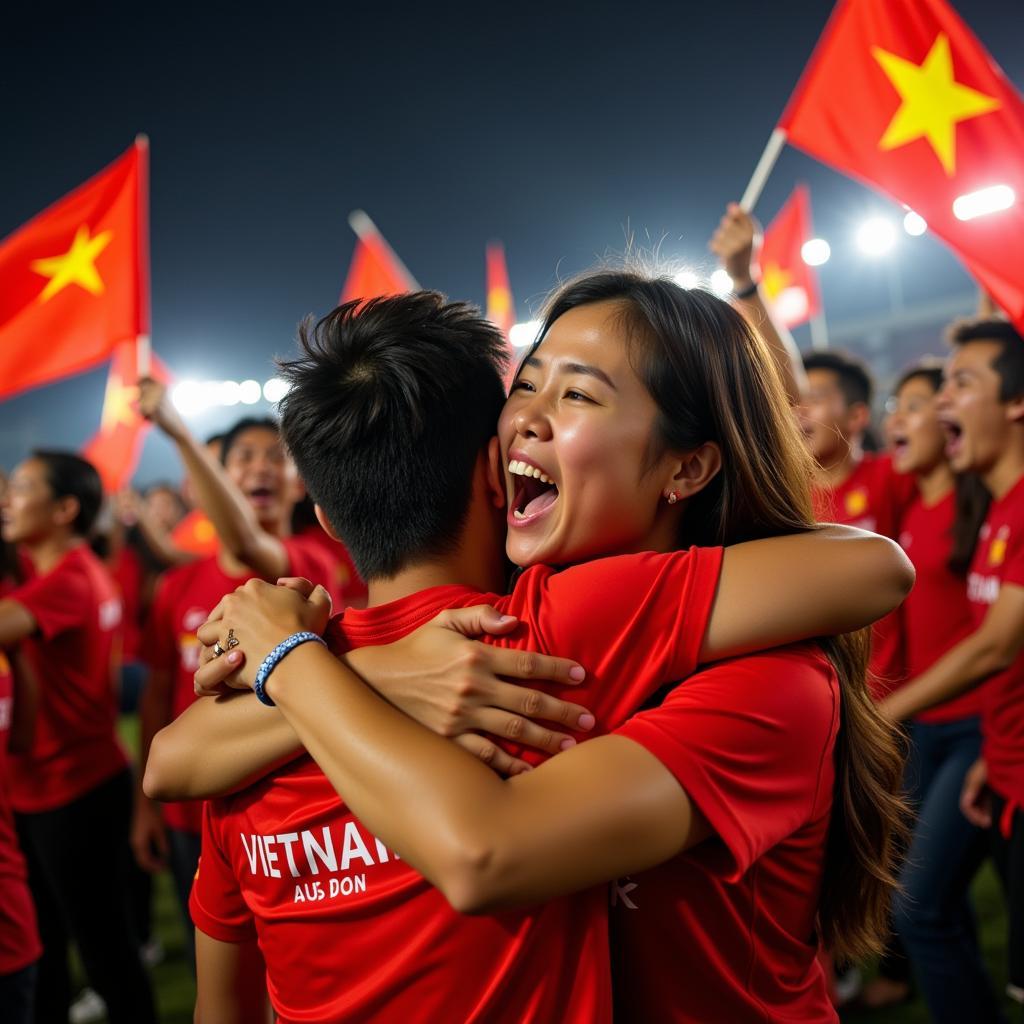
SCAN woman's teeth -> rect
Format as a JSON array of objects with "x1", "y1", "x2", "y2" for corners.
[{"x1": 508, "y1": 460, "x2": 554, "y2": 485}]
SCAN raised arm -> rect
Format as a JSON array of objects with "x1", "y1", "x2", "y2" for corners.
[
  {"x1": 710, "y1": 202, "x2": 807, "y2": 405},
  {"x1": 880, "y1": 582, "x2": 1024, "y2": 721},
  {"x1": 136, "y1": 378, "x2": 289, "y2": 580},
  {"x1": 701, "y1": 524, "x2": 914, "y2": 661}
]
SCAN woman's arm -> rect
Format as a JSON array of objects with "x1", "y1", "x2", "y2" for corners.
[{"x1": 196, "y1": 590, "x2": 709, "y2": 912}]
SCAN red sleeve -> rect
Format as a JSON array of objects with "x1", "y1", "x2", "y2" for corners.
[
  {"x1": 516, "y1": 547, "x2": 723, "y2": 691},
  {"x1": 141, "y1": 573, "x2": 177, "y2": 674},
  {"x1": 189, "y1": 802, "x2": 257, "y2": 943},
  {"x1": 614, "y1": 646, "x2": 839, "y2": 881},
  {"x1": 9, "y1": 555, "x2": 92, "y2": 640}
]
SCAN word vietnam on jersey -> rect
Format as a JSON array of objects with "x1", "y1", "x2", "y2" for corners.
[{"x1": 191, "y1": 547, "x2": 722, "y2": 1024}]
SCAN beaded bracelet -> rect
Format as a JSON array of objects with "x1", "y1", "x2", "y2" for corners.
[{"x1": 253, "y1": 631, "x2": 326, "y2": 707}]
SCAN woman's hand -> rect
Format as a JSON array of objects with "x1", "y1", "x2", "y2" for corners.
[
  {"x1": 344, "y1": 605, "x2": 596, "y2": 765},
  {"x1": 960, "y1": 757, "x2": 992, "y2": 828}
]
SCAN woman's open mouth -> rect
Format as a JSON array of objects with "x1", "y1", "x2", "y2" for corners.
[
  {"x1": 942, "y1": 420, "x2": 964, "y2": 458},
  {"x1": 508, "y1": 458, "x2": 559, "y2": 526}
]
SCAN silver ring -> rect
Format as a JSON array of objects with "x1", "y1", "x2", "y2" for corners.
[
  {"x1": 226, "y1": 629, "x2": 239, "y2": 649},
  {"x1": 212, "y1": 641, "x2": 226, "y2": 658}
]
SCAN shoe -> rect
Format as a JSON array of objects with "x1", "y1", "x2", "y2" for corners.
[
  {"x1": 833, "y1": 966, "x2": 863, "y2": 1007},
  {"x1": 69, "y1": 987, "x2": 107, "y2": 1024}
]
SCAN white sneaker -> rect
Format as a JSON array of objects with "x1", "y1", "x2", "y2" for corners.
[
  {"x1": 832, "y1": 966, "x2": 863, "y2": 1006},
  {"x1": 69, "y1": 987, "x2": 107, "y2": 1024},
  {"x1": 1007, "y1": 982, "x2": 1024, "y2": 1005}
]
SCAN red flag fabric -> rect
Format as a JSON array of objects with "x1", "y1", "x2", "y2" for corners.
[
  {"x1": 485, "y1": 242, "x2": 519, "y2": 384},
  {"x1": 0, "y1": 141, "x2": 148, "y2": 399},
  {"x1": 778, "y1": 0, "x2": 1024, "y2": 330},
  {"x1": 757, "y1": 186, "x2": 821, "y2": 329},
  {"x1": 339, "y1": 213, "x2": 417, "y2": 305},
  {"x1": 82, "y1": 342, "x2": 171, "y2": 492}
]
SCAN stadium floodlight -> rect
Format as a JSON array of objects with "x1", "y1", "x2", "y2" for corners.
[
  {"x1": 856, "y1": 217, "x2": 897, "y2": 256},
  {"x1": 239, "y1": 379, "x2": 262, "y2": 405},
  {"x1": 674, "y1": 270, "x2": 701, "y2": 289},
  {"x1": 953, "y1": 185, "x2": 1015, "y2": 221},
  {"x1": 509, "y1": 320, "x2": 543, "y2": 349},
  {"x1": 903, "y1": 211, "x2": 927, "y2": 236},
  {"x1": 171, "y1": 381, "x2": 205, "y2": 415},
  {"x1": 219, "y1": 380, "x2": 241, "y2": 406},
  {"x1": 263, "y1": 377, "x2": 290, "y2": 403},
  {"x1": 710, "y1": 269, "x2": 733, "y2": 296},
  {"x1": 801, "y1": 238, "x2": 831, "y2": 267}
]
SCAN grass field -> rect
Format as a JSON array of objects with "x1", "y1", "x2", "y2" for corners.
[{"x1": 78, "y1": 718, "x2": 1012, "y2": 1023}]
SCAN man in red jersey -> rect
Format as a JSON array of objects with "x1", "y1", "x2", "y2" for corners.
[
  {"x1": 148, "y1": 294, "x2": 909, "y2": 1023},
  {"x1": 130, "y1": 388, "x2": 338, "y2": 969},
  {"x1": 0, "y1": 452, "x2": 156, "y2": 1024},
  {"x1": 881, "y1": 318, "x2": 1024, "y2": 1002},
  {"x1": 800, "y1": 350, "x2": 915, "y2": 697}
]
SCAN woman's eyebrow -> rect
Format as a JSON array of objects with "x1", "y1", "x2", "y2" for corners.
[{"x1": 522, "y1": 354, "x2": 617, "y2": 390}]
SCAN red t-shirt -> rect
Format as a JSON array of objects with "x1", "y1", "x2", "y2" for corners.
[
  {"x1": 111, "y1": 544, "x2": 144, "y2": 662},
  {"x1": 190, "y1": 548, "x2": 722, "y2": 1024},
  {"x1": 0, "y1": 651, "x2": 42, "y2": 974},
  {"x1": 146, "y1": 537, "x2": 338, "y2": 834},
  {"x1": 611, "y1": 645, "x2": 840, "y2": 1023},
  {"x1": 7, "y1": 545, "x2": 127, "y2": 813},
  {"x1": 966, "y1": 473, "x2": 1024, "y2": 805},
  {"x1": 897, "y1": 493, "x2": 983, "y2": 724},
  {"x1": 812, "y1": 453, "x2": 915, "y2": 697},
  {"x1": 297, "y1": 525, "x2": 368, "y2": 608}
]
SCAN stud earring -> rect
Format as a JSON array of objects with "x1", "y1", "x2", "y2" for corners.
[{"x1": 667, "y1": 491, "x2": 679, "y2": 505}]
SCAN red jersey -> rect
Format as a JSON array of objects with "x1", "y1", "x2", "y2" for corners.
[
  {"x1": 297, "y1": 525, "x2": 368, "y2": 607},
  {"x1": 897, "y1": 493, "x2": 982, "y2": 724},
  {"x1": 0, "y1": 651, "x2": 42, "y2": 974},
  {"x1": 111, "y1": 543, "x2": 144, "y2": 661},
  {"x1": 146, "y1": 537, "x2": 338, "y2": 834},
  {"x1": 611, "y1": 645, "x2": 840, "y2": 1023},
  {"x1": 190, "y1": 548, "x2": 722, "y2": 1024},
  {"x1": 7, "y1": 545, "x2": 127, "y2": 813},
  {"x1": 966, "y1": 473, "x2": 1024, "y2": 805},
  {"x1": 812, "y1": 453, "x2": 915, "y2": 696}
]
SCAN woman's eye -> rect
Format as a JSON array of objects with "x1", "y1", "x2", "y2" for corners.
[
  {"x1": 565, "y1": 389, "x2": 590, "y2": 402},
  {"x1": 510, "y1": 379, "x2": 535, "y2": 393}
]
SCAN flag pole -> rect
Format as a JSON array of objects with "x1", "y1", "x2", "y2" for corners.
[
  {"x1": 348, "y1": 210, "x2": 421, "y2": 290},
  {"x1": 739, "y1": 128, "x2": 787, "y2": 213},
  {"x1": 809, "y1": 309, "x2": 830, "y2": 350},
  {"x1": 135, "y1": 133, "x2": 152, "y2": 378}
]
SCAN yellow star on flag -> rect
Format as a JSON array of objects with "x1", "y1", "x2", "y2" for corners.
[
  {"x1": 872, "y1": 32, "x2": 1000, "y2": 176},
  {"x1": 30, "y1": 224, "x2": 114, "y2": 302},
  {"x1": 99, "y1": 373, "x2": 139, "y2": 431},
  {"x1": 761, "y1": 263, "x2": 792, "y2": 302},
  {"x1": 488, "y1": 286, "x2": 512, "y2": 317}
]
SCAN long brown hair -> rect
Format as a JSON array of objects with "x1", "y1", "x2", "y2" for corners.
[{"x1": 535, "y1": 270, "x2": 907, "y2": 961}]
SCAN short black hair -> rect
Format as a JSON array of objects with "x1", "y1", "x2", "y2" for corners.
[
  {"x1": 32, "y1": 450, "x2": 103, "y2": 537},
  {"x1": 219, "y1": 417, "x2": 280, "y2": 465},
  {"x1": 803, "y1": 350, "x2": 874, "y2": 407},
  {"x1": 947, "y1": 318, "x2": 1024, "y2": 402},
  {"x1": 277, "y1": 292, "x2": 508, "y2": 580},
  {"x1": 894, "y1": 357, "x2": 944, "y2": 395}
]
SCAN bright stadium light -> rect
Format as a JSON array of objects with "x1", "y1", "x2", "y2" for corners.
[
  {"x1": 903, "y1": 210, "x2": 927, "y2": 236},
  {"x1": 263, "y1": 377, "x2": 289, "y2": 403},
  {"x1": 856, "y1": 217, "x2": 897, "y2": 256},
  {"x1": 239, "y1": 379, "x2": 262, "y2": 405},
  {"x1": 953, "y1": 185, "x2": 1015, "y2": 221},
  {"x1": 674, "y1": 269, "x2": 701, "y2": 289},
  {"x1": 219, "y1": 380, "x2": 241, "y2": 406},
  {"x1": 801, "y1": 238, "x2": 831, "y2": 267},
  {"x1": 710, "y1": 268, "x2": 733, "y2": 296},
  {"x1": 171, "y1": 381, "x2": 205, "y2": 415},
  {"x1": 509, "y1": 320, "x2": 543, "y2": 349}
]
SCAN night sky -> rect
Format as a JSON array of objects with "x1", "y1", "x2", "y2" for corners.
[{"x1": 2, "y1": 1, "x2": 1022, "y2": 482}]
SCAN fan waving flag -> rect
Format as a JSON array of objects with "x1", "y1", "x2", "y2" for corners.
[
  {"x1": 82, "y1": 342, "x2": 171, "y2": 493},
  {"x1": 339, "y1": 211, "x2": 418, "y2": 305},
  {"x1": 0, "y1": 140, "x2": 148, "y2": 399},
  {"x1": 485, "y1": 242, "x2": 519, "y2": 383},
  {"x1": 778, "y1": 0, "x2": 1024, "y2": 330},
  {"x1": 758, "y1": 186, "x2": 821, "y2": 328}
]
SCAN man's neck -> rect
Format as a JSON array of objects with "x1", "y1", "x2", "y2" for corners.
[
  {"x1": 24, "y1": 533, "x2": 80, "y2": 575},
  {"x1": 366, "y1": 551, "x2": 505, "y2": 609},
  {"x1": 820, "y1": 441, "x2": 862, "y2": 489},
  {"x1": 982, "y1": 433, "x2": 1024, "y2": 501}
]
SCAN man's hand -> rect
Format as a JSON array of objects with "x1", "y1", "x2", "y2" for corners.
[
  {"x1": 131, "y1": 796, "x2": 169, "y2": 873},
  {"x1": 960, "y1": 757, "x2": 992, "y2": 828},
  {"x1": 709, "y1": 202, "x2": 759, "y2": 291},
  {"x1": 137, "y1": 377, "x2": 189, "y2": 441},
  {"x1": 195, "y1": 578, "x2": 332, "y2": 694}
]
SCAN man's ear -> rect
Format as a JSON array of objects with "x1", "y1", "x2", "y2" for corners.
[
  {"x1": 485, "y1": 437, "x2": 506, "y2": 509},
  {"x1": 313, "y1": 503, "x2": 341, "y2": 541},
  {"x1": 1006, "y1": 394, "x2": 1024, "y2": 424},
  {"x1": 52, "y1": 494, "x2": 80, "y2": 531},
  {"x1": 846, "y1": 401, "x2": 872, "y2": 439},
  {"x1": 669, "y1": 442, "x2": 722, "y2": 500}
]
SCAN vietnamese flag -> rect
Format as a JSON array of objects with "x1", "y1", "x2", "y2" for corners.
[
  {"x1": 339, "y1": 211, "x2": 418, "y2": 304},
  {"x1": 485, "y1": 241, "x2": 519, "y2": 383},
  {"x1": 778, "y1": 0, "x2": 1024, "y2": 330},
  {"x1": 0, "y1": 140, "x2": 148, "y2": 399},
  {"x1": 82, "y1": 341, "x2": 171, "y2": 492},
  {"x1": 757, "y1": 186, "x2": 821, "y2": 329}
]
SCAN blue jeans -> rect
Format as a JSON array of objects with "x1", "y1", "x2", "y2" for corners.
[{"x1": 893, "y1": 716, "x2": 1004, "y2": 1024}]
